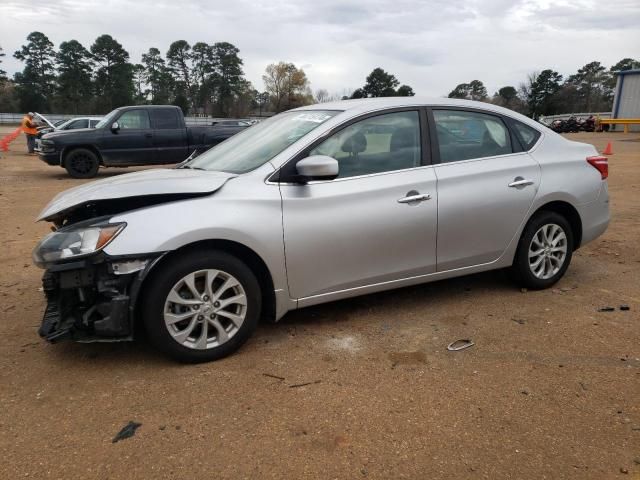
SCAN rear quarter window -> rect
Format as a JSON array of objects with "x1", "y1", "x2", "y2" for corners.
[{"x1": 512, "y1": 121, "x2": 541, "y2": 150}]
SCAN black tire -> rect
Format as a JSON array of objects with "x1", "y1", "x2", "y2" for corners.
[
  {"x1": 64, "y1": 148, "x2": 99, "y2": 178},
  {"x1": 511, "y1": 211, "x2": 574, "y2": 290},
  {"x1": 141, "y1": 250, "x2": 261, "y2": 363}
]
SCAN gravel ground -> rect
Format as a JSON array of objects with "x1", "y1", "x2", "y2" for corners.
[{"x1": 0, "y1": 129, "x2": 638, "y2": 479}]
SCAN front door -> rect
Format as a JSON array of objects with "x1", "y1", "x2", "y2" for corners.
[
  {"x1": 280, "y1": 110, "x2": 438, "y2": 300},
  {"x1": 431, "y1": 108, "x2": 541, "y2": 271},
  {"x1": 100, "y1": 109, "x2": 155, "y2": 165}
]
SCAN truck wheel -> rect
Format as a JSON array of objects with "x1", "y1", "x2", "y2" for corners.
[
  {"x1": 141, "y1": 250, "x2": 261, "y2": 363},
  {"x1": 64, "y1": 148, "x2": 99, "y2": 178}
]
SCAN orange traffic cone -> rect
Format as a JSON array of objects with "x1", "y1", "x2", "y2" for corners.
[{"x1": 602, "y1": 142, "x2": 613, "y2": 155}]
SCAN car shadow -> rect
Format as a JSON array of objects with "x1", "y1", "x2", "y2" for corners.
[
  {"x1": 267, "y1": 269, "x2": 512, "y2": 329},
  {"x1": 43, "y1": 268, "x2": 513, "y2": 366}
]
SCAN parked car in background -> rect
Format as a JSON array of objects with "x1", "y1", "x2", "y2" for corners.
[
  {"x1": 32, "y1": 98, "x2": 609, "y2": 362},
  {"x1": 37, "y1": 116, "x2": 104, "y2": 138},
  {"x1": 35, "y1": 116, "x2": 104, "y2": 149},
  {"x1": 36, "y1": 105, "x2": 248, "y2": 178}
]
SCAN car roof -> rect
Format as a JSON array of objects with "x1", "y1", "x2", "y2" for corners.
[{"x1": 292, "y1": 97, "x2": 542, "y2": 130}]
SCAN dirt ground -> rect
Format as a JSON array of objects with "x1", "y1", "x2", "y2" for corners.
[{"x1": 0, "y1": 128, "x2": 638, "y2": 480}]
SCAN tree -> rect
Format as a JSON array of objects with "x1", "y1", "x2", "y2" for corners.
[
  {"x1": 141, "y1": 47, "x2": 172, "y2": 103},
  {"x1": 526, "y1": 69, "x2": 563, "y2": 118},
  {"x1": 496, "y1": 86, "x2": 517, "y2": 105},
  {"x1": 191, "y1": 42, "x2": 214, "y2": 112},
  {"x1": 492, "y1": 86, "x2": 526, "y2": 113},
  {"x1": 468, "y1": 80, "x2": 487, "y2": 101},
  {"x1": 448, "y1": 83, "x2": 470, "y2": 99},
  {"x1": 448, "y1": 80, "x2": 487, "y2": 101},
  {"x1": 363, "y1": 68, "x2": 399, "y2": 97},
  {"x1": 0, "y1": 45, "x2": 6, "y2": 80},
  {"x1": 609, "y1": 58, "x2": 640, "y2": 73},
  {"x1": 56, "y1": 40, "x2": 93, "y2": 113},
  {"x1": 13, "y1": 32, "x2": 57, "y2": 111},
  {"x1": 211, "y1": 42, "x2": 245, "y2": 116},
  {"x1": 607, "y1": 58, "x2": 640, "y2": 92},
  {"x1": 396, "y1": 85, "x2": 415, "y2": 96},
  {"x1": 350, "y1": 88, "x2": 365, "y2": 99},
  {"x1": 166, "y1": 40, "x2": 193, "y2": 110},
  {"x1": 132, "y1": 63, "x2": 147, "y2": 103},
  {"x1": 566, "y1": 61, "x2": 611, "y2": 112},
  {"x1": 255, "y1": 91, "x2": 269, "y2": 115},
  {"x1": 315, "y1": 88, "x2": 330, "y2": 102},
  {"x1": 91, "y1": 34, "x2": 134, "y2": 110},
  {"x1": 263, "y1": 62, "x2": 311, "y2": 112}
]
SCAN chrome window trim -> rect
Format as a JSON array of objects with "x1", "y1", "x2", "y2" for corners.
[{"x1": 273, "y1": 163, "x2": 438, "y2": 186}]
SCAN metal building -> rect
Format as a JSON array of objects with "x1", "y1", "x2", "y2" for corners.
[{"x1": 612, "y1": 69, "x2": 640, "y2": 132}]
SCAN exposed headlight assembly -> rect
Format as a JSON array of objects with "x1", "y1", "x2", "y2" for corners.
[{"x1": 33, "y1": 222, "x2": 126, "y2": 267}]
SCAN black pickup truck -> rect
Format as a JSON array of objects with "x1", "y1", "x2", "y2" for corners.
[{"x1": 36, "y1": 105, "x2": 247, "y2": 178}]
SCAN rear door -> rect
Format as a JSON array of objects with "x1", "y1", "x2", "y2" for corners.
[
  {"x1": 150, "y1": 108, "x2": 189, "y2": 163},
  {"x1": 100, "y1": 109, "x2": 155, "y2": 165},
  {"x1": 280, "y1": 109, "x2": 438, "y2": 301},
  {"x1": 430, "y1": 108, "x2": 540, "y2": 271}
]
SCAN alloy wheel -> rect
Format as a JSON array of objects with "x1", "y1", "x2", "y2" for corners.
[
  {"x1": 163, "y1": 269, "x2": 247, "y2": 350},
  {"x1": 528, "y1": 223, "x2": 568, "y2": 280}
]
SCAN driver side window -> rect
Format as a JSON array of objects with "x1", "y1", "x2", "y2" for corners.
[{"x1": 310, "y1": 111, "x2": 421, "y2": 179}]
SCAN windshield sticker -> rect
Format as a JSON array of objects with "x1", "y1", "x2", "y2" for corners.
[{"x1": 291, "y1": 112, "x2": 333, "y2": 123}]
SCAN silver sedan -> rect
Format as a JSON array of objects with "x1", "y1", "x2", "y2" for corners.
[{"x1": 33, "y1": 98, "x2": 610, "y2": 362}]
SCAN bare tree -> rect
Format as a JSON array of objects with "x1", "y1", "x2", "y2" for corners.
[{"x1": 315, "y1": 88, "x2": 329, "y2": 103}]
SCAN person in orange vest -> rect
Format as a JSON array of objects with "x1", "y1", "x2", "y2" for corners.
[{"x1": 21, "y1": 112, "x2": 39, "y2": 155}]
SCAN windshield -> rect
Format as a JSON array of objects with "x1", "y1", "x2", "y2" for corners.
[
  {"x1": 187, "y1": 110, "x2": 340, "y2": 173},
  {"x1": 57, "y1": 119, "x2": 74, "y2": 129},
  {"x1": 95, "y1": 109, "x2": 120, "y2": 129}
]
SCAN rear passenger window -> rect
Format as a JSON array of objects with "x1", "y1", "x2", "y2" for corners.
[
  {"x1": 433, "y1": 110, "x2": 512, "y2": 163},
  {"x1": 151, "y1": 109, "x2": 180, "y2": 129},
  {"x1": 309, "y1": 111, "x2": 421, "y2": 179},
  {"x1": 512, "y1": 121, "x2": 540, "y2": 150}
]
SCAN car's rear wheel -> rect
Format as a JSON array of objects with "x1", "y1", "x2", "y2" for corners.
[
  {"x1": 511, "y1": 211, "x2": 574, "y2": 289},
  {"x1": 142, "y1": 251, "x2": 261, "y2": 363},
  {"x1": 64, "y1": 148, "x2": 100, "y2": 178}
]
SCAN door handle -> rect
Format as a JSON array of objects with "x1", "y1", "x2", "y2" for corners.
[
  {"x1": 508, "y1": 177, "x2": 534, "y2": 188},
  {"x1": 397, "y1": 193, "x2": 432, "y2": 204},
  {"x1": 144, "y1": 133, "x2": 153, "y2": 138}
]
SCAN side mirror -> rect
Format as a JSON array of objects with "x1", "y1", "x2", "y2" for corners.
[
  {"x1": 111, "y1": 121, "x2": 120, "y2": 132},
  {"x1": 294, "y1": 155, "x2": 339, "y2": 183}
]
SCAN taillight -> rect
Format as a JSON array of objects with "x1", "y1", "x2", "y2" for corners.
[{"x1": 587, "y1": 155, "x2": 608, "y2": 180}]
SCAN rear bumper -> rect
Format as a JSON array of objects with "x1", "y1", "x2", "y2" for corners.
[
  {"x1": 38, "y1": 254, "x2": 162, "y2": 343},
  {"x1": 578, "y1": 182, "x2": 610, "y2": 247}
]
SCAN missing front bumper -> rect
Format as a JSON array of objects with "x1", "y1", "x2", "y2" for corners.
[{"x1": 38, "y1": 257, "x2": 153, "y2": 343}]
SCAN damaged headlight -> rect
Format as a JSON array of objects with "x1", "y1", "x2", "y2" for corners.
[{"x1": 33, "y1": 222, "x2": 126, "y2": 267}]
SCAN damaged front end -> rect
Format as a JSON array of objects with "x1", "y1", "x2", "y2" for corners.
[
  {"x1": 38, "y1": 255, "x2": 162, "y2": 343},
  {"x1": 33, "y1": 214, "x2": 165, "y2": 343}
]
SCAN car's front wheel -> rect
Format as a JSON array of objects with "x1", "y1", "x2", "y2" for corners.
[
  {"x1": 142, "y1": 251, "x2": 261, "y2": 363},
  {"x1": 511, "y1": 211, "x2": 574, "y2": 289}
]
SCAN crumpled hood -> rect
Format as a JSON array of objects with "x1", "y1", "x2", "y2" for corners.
[{"x1": 37, "y1": 168, "x2": 237, "y2": 221}]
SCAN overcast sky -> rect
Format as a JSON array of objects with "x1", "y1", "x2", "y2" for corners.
[{"x1": 1, "y1": 0, "x2": 639, "y2": 97}]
